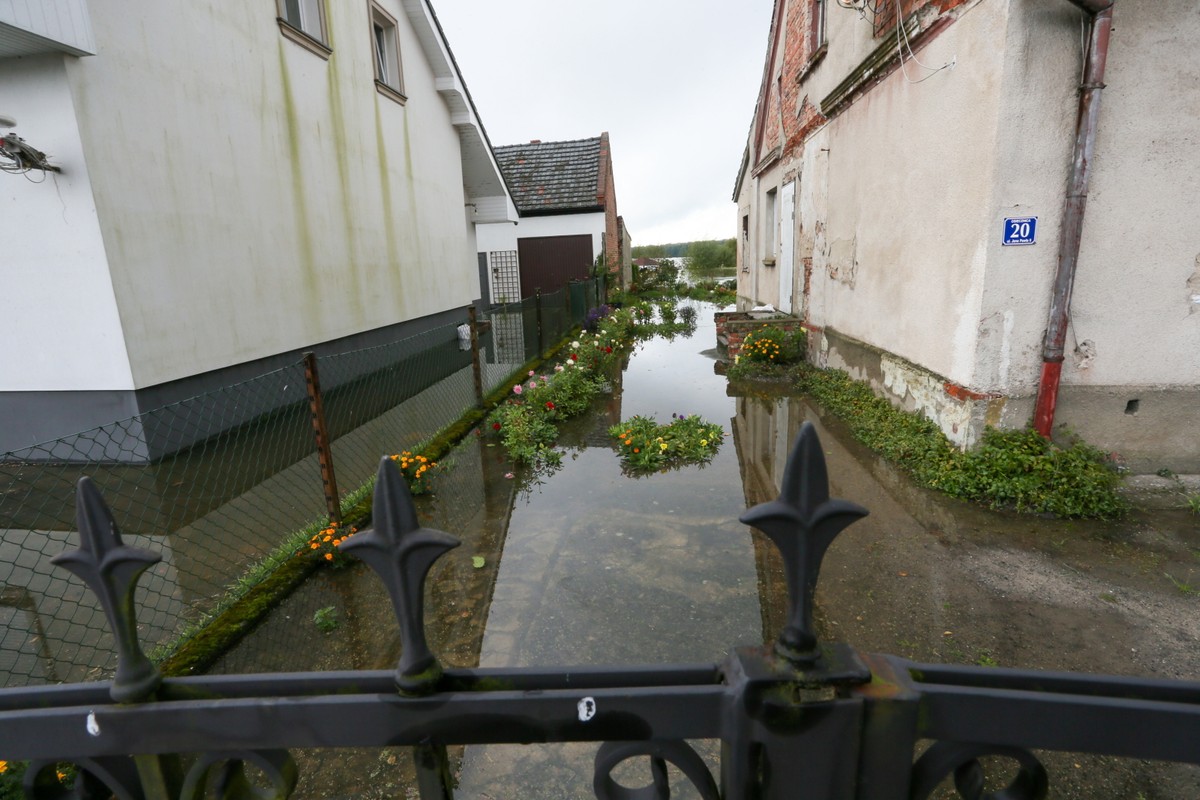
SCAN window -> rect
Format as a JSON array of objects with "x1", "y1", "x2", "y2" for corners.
[
  {"x1": 812, "y1": 0, "x2": 827, "y2": 51},
  {"x1": 763, "y1": 188, "x2": 778, "y2": 265},
  {"x1": 370, "y1": 2, "x2": 406, "y2": 104},
  {"x1": 797, "y1": 0, "x2": 828, "y2": 83},
  {"x1": 277, "y1": 0, "x2": 330, "y2": 58}
]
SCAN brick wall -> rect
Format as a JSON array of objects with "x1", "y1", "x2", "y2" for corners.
[{"x1": 715, "y1": 311, "x2": 807, "y2": 361}]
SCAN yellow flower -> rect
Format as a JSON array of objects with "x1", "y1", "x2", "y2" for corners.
[
  {"x1": 660, "y1": 443, "x2": 667, "y2": 451},
  {"x1": 57, "y1": 770, "x2": 67, "y2": 782},
  {"x1": 0, "y1": 761, "x2": 7, "y2": 774},
  {"x1": 700, "y1": 440, "x2": 708, "y2": 446}
]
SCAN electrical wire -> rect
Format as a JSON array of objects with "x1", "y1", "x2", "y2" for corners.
[{"x1": 894, "y1": 0, "x2": 956, "y2": 84}]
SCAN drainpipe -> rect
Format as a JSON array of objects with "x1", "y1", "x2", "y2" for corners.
[{"x1": 1032, "y1": 3, "x2": 1114, "y2": 438}]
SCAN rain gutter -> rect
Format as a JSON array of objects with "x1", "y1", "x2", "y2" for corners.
[{"x1": 1032, "y1": 3, "x2": 1114, "y2": 437}]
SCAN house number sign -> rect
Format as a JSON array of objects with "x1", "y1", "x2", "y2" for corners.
[{"x1": 1002, "y1": 216, "x2": 1038, "y2": 246}]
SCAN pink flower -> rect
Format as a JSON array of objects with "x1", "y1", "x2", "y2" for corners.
[
  {"x1": 513, "y1": 384, "x2": 523, "y2": 395},
  {"x1": 528, "y1": 370, "x2": 535, "y2": 377},
  {"x1": 528, "y1": 380, "x2": 538, "y2": 389},
  {"x1": 504, "y1": 472, "x2": 514, "y2": 479}
]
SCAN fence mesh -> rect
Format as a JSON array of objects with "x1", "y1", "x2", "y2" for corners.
[{"x1": 0, "y1": 279, "x2": 603, "y2": 687}]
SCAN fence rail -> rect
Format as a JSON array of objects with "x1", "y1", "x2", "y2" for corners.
[
  {"x1": 0, "y1": 280, "x2": 603, "y2": 688},
  {"x1": 0, "y1": 423, "x2": 1197, "y2": 799}
]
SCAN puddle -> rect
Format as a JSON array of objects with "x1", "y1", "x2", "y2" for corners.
[{"x1": 208, "y1": 303, "x2": 1200, "y2": 799}]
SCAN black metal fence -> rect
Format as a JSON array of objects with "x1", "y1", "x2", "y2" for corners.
[
  {"x1": 1, "y1": 423, "x2": 1197, "y2": 799},
  {"x1": 0, "y1": 280, "x2": 602, "y2": 689}
]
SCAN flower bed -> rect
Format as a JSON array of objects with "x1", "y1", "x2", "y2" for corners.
[{"x1": 609, "y1": 413, "x2": 725, "y2": 475}]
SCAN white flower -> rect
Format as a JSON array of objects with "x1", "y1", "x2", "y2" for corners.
[{"x1": 571, "y1": 340, "x2": 580, "y2": 348}]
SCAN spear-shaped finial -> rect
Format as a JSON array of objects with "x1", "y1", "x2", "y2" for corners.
[
  {"x1": 52, "y1": 478, "x2": 163, "y2": 703},
  {"x1": 739, "y1": 423, "x2": 868, "y2": 666},
  {"x1": 339, "y1": 457, "x2": 459, "y2": 695}
]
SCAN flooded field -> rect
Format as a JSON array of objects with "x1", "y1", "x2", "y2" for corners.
[{"x1": 209, "y1": 303, "x2": 1199, "y2": 799}]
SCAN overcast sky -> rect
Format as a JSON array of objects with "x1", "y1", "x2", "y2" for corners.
[{"x1": 432, "y1": 0, "x2": 776, "y2": 247}]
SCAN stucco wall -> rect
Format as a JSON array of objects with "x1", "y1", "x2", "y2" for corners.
[
  {"x1": 811, "y1": 1, "x2": 1008, "y2": 386},
  {"x1": 0, "y1": 54, "x2": 134, "y2": 392},
  {"x1": 1060, "y1": 0, "x2": 1200, "y2": 389},
  {"x1": 476, "y1": 213, "x2": 606, "y2": 261},
  {"x1": 57, "y1": 0, "x2": 478, "y2": 390}
]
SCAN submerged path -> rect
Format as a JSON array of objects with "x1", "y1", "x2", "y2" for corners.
[{"x1": 210, "y1": 301, "x2": 1199, "y2": 799}]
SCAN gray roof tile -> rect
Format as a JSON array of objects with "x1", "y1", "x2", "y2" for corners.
[{"x1": 493, "y1": 137, "x2": 602, "y2": 215}]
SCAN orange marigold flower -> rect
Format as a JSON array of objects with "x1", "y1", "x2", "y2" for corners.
[
  {"x1": 0, "y1": 761, "x2": 8, "y2": 774},
  {"x1": 311, "y1": 543, "x2": 319, "y2": 550},
  {"x1": 325, "y1": 553, "x2": 334, "y2": 561},
  {"x1": 633, "y1": 447, "x2": 640, "y2": 453}
]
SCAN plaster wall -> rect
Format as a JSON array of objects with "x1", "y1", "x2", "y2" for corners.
[
  {"x1": 1060, "y1": 0, "x2": 1200, "y2": 388},
  {"x1": 808, "y1": 0, "x2": 1009, "y2": 385},
  {"x1": 0, "y1": 54, "x2": 134, "y2": 392},
  {"x1": 973, "y1": 0, "x2": 1081, "y2": 396},
  {"x1": 61, "y1": 0, "x2": 477, "y2": 390},
  {"x1": 476, "y1": 213, "x2": 606, "y2": 261}
]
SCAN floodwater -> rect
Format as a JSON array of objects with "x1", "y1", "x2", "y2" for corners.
[{"x1": 209, "y1": 302, "x2": 1200, "y2": 799}]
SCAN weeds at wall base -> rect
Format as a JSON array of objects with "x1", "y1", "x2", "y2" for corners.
[{"x1": 730, "y1": 361, "x2": 1128, "y2": 520}]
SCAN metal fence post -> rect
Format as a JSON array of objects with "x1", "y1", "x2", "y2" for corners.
[
  {"x1": 468, "y1": 306, "x2": 484, "y2": 402},
  {"x1": 535, "y1": 289, "x2": 544, "y2": 354},
  {"x1": 303, "y1": 352, "x2": 341, "y2": 526}
]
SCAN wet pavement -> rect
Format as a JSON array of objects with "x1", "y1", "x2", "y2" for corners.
[{"x1": 209, "y1": 302, "x2": 1200, "y2": 799}]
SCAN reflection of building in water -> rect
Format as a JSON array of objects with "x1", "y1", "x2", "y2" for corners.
[
  {"x1": 0, "y1": 528, "x2": 182, "y2": 687},
  {"x1": 731, "y1": 394, "x2": 806, "y2": 645}
]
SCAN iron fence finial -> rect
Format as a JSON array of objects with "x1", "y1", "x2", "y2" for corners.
[
  {"x1": 739, "y1": 422, "x2": 868, "y2": 665},
  {"x1": 51, "y1": 477, "x2": 163, "y2": 703},
  {"x1": 339, "y1": 456, "x2": 460, "y2": 695}
]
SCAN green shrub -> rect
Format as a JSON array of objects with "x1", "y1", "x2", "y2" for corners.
[
  {"x1": 741, "y1": 325, "x2": 805, "y2": 365},
  {"x1": 789, "y1": 364, "x2": 1127, "y2": 519},
  {"x1": 934, "y1": 427, "x2": 1129, "y2": 518}
]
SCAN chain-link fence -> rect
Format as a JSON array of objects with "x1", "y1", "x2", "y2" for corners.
[{"x1": 0, "y1": 278, "x2": 603, "y2": 687}]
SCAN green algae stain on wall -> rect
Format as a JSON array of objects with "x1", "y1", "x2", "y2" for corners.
[
  {"x1": 374, "y1": 101, "x2": 400, "y2": 272},
  {"x1": 277, "y1": 39, "x2": 320, "y2": 322},
  {"x1": 323, "y1": 8, "x2": 366, "y2": 321}
]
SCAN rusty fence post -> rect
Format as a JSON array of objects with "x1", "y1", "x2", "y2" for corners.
[
  {"x1": 468, "y1": 306, "x2": 484, "y2": 402},
  {"x1": 303, "y1": 351, "x2": 341, "y2": 526}
]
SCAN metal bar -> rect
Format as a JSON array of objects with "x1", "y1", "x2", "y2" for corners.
[
  {"x1": 908, "y1": 661, "x2": 1200, "y2": 703},
  {"x1": 535, "y1": 289, "x2": 545, "y2": 353},
  {"x1": 467, "y1": 305, "x2": 483, "y2": 402},
  {"x1": 303, "y1": 351, "x2": 341, "y2": 525},
  {"x1": 918, "y1": 683, "x2": 1200, "y2": 764},
  {"x1": 413, "y1": 740, "x2": 454, "y2": 800},
  {"x1": 0, "y1": 684, "x2": 728, "y2": 759},
  {"x1": 0, "y1": 665, "x2": 723, "y2": 711}
]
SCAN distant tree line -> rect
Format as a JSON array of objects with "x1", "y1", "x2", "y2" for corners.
[{"x1": 632, "y1": 239, "x2": 737, "y2": 278}]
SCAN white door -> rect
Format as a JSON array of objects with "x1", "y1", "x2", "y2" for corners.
[{"x1": 779, "y1": 181, "x2": 795, "y2": 314}]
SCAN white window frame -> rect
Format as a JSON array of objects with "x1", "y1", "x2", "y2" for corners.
[
  {"x1": 370, "y1": 2, "x2": 406, "y2": 105},
  {"x1": 277, "y1": 0, "x2": 330, "y2": 59},
  {"x1": 762, "y1": 187, "x2": 778, "y2": 266}
]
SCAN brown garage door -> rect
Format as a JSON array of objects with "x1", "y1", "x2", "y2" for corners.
[{"x1": 517, "y1": 234, "x2": 593, "y2": 298}]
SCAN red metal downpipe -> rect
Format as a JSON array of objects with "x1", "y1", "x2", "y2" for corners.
[{"x1": 1032, "y1": 5, "x2": 1114, "y2": 437}]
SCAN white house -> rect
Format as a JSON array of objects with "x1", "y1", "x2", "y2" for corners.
[
  {"x1": 735, "y1": 0, "x2": 1200, "y2": 473},
  {"x1": 0, "y1": 0, "x2": 516, "y2": 455},
  {"x1": 476, "y1": 133, "x2": 629, "y2": 303}
]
